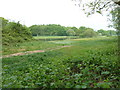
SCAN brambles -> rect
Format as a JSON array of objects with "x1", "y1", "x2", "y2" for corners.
[{"x1": 1, "y1": 17, "x2": 32, "y2": 45}]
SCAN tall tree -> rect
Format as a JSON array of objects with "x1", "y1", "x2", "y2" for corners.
[
  {"x1": 71, "y1": 0, "x2": 120, "y2": 30},
  {"x1": 66, "y1": 29, "x2": 76, "y2": 36},
  {"x1": 110, "y1": 7, "x2": 120, "y2": 34},
  {"x1": 80, "y1": 28, "x2": 97, "y2": 38}
]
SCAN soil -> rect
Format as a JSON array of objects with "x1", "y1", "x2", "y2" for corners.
[{"x1": 1, "y1": 45, "x2": 71, "y2": 58}]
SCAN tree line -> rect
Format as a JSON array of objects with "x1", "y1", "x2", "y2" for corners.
[
  {"x1": 29, "y1": 24, "x2": 117, "y2": 37},
  {"x1": 1, "y1": 17, "x2": 117, "y2": 45}
]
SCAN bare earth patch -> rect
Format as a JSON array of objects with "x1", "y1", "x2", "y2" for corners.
[{"x1": 1, "y1": 45, "x2": 71, "y2": 58}]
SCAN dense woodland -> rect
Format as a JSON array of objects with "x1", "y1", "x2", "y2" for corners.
[
  {"x1": 29, "y1": 24, "x2": 117, "y2": 37},
  {"x1": 1, "y1": 17, "x2": 117, "y2": 45}
]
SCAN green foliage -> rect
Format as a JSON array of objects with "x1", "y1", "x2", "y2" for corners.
[
  {"x1": 1, "y1": 17, "x2": 32, "y2": 45},
  {"x1": 72, "y1": 0, "x2": 120, "y2": 34},
  {"x1": 30, "y1": 24, "x2": 99, "y2": 38},
  {"x1": 2, "y1": 37, "x2": 119, "y2": 88},
  {"x1": 2, "y1": 40, "x2": 62, "y2": 55},
  {"x1": 0, "y1": 17, "x2": 8, "y2": 28},
  {"x1": 83, "y1": 29, "x2": 97, "y2": 37},
  {"x1": 110, "y1": 7, "x2": 120, "y2": 35},
  {"x1": 29, "y1": 24, "x2": 67, "y2": 36},
  {"x1": 97, "y1": 29, "x2": 117, "y2": 36},
  {"x1": 66, "y1": 29, "x2": 76, "y2": 36},
  {"x1": 79, "y1": 28, "x2": 97, "y2": 38}
]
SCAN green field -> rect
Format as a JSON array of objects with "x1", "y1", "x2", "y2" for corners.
[
  {"x1": 2, "y1": 36, "x2": 120, "y2": 88},
  {"x1": 33, "y1": 36, "x2": 79, "y2": 40},
  {"x1": 34, "y1": 36, "x2": 68, "y2": 39},
  {"x1": 2, "y1": 40, "x2": 62, "y2": 55}
]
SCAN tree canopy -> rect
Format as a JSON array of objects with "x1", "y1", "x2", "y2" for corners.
[{"x1": 71, "y1": 0, "x2": 120, "y2": 31}]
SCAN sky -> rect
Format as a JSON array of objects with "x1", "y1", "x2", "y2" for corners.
[{"x1": 0, "y1": 0, "x2": 115, "y2": 30}]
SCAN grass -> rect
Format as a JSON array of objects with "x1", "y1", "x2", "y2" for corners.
[
  {"x1": 2, "y1": 36, "x2": 120, "y2": 88},
  {"x1": 2, "y1": 40, "x2": 63, "y2": 55},
  {"x1": 2, "y1": 36, "x2": 107, "y2": 55},
  {"x1": 33, "y1": 36, "x2": 79, "y2": 40},
  {"x1": 34, "y1": 36, "x2": 68, "y2": 39}
]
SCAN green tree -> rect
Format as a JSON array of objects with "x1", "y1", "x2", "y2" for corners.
[
  {"x1": 2, "y1": 17, "x2": 32, "y2": 45},
  {"x1": 29, "y1": 25, "x2": 40, "y2": 36},
  {"x1": 71, "y1": 27, "x2": 78, "y2": 36},
  {"x1": 97, "y1": 29, "x2": 106, "y2": 36},
  {"x1": 66, "y1": 29, "x2": 76, "y2": 36},
  {"x1": 72, "y1": 0, "x2": 120, "y2": 14},
  {"x1": 29, "y1": 24, "x2": 67, "y2": 36},
  {"x1": 79, "y1": 26, "x2": 88, "y2": 33},
  {"x1": 110, "y1": 7, "x2": 120, "y2": 35},
  {"x1": 81, "y1": 28, "x2": 98, "y2": 38},
  {"x1": 97, "y1": 29, "x2": 117, "y2": 36},
  {"x1": 72, "y1": 0, "x2": 120, "y2": 31}
]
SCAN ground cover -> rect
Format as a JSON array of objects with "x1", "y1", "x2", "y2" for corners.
[
  {"x1": 2, "y1": 36, "x2": 119, "y2": 88},
  {"x1": 2, "y1": 40, "x2": 62, "y2": 55},
  {"x1": 33, "y1": 36, "x2": 79, "y2": 40}
]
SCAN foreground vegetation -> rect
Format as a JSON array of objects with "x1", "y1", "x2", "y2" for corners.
[
  {"x1": 1, "y1": 17, "x2": 33, "y2": 45},
  {"x1": 2, "y1": 40, "x2": 62, "y2": 55},
  {"x1": 2, "y1": 36, "x2": 79, "y2": 55},
  {"x1": 2, "y1": 36, "x2": 119, "y2": 88}
]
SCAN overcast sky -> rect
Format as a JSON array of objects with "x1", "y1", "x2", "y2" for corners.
[{"x1": 0, "y1": 0, "x2": 115, "y2": 30}]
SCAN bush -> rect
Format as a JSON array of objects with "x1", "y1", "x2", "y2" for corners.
[
  {"x1": 80, "y1": 29, "x2": 98, "y2": 38},
  {"x1": 1, "y1": 17, "x2": 33, "y2": 45}
]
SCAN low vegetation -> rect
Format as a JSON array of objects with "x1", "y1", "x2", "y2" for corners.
[
  {"x1": 2, "y1": 40, "x2": 62, "y2": 55},
  {"x1": 1, "y1": 17, "x2": 33, "y2": 45},
  {"x1": 2, "y1": 36, "x2": 120, "y2": 88},
  {"x1": 33, "y1": 36, "x2": 79, "y2": 41}
]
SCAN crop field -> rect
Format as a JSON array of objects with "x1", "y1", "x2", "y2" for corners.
[{"x1": 2, "y1": 36, "x2": 120, "y2": 88}]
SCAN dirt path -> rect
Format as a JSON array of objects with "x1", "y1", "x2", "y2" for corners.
[{"x1": 1, "y1": 45, "x2": 71, "y2": 58}]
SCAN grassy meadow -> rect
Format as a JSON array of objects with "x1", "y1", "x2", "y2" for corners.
[
  {"x1": 2, "y1": 36, "x2": 120, "y2": 88},
  {"x1": 33, "y1": 36, "x2": 79, "y2": 41},
  {"x1": 2, "y1": 40, "x2": 62, "y2": 55}
]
